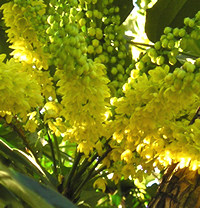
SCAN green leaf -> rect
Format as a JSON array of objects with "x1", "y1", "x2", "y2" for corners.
[
  {"x1": 0, "y1": 139, "x2": 53, "y2": 186},
  {"x1": 146, "y1": 183, "x2": 158, "y2": 198},
  {"x1": 77, "y1": 176, "x2": 107, "y2": 208},
  {"x1": 0, "y1": 163, "x2": 78, "y2": 208},
  {"x1": 0, "y1": 0, "x2": 10, "y2": 7},
  {"x1": 0, "y1": 10, "x2": 12, "y2": 58},
  {"x1": 0, "y1": 184, "x2": 24, "y2": 208},
  {"x1": 114, "y1": 0, "x2": 134, "y2": 24},
  {"x1": 133, "y1": 201, "x2": 140, "y2": 208},
  {"x1": 180, "y1": 38, "x2": 200, "y2": 57},
  {"x1": 111, "y1": 193, "x2": 121, "y2": 206},
  {"x1": 145, "y1": 0, "x2": 200, "y2": 42},
  {"x1": 79, "y1": 190, "x2": 106, "y2": 208}
]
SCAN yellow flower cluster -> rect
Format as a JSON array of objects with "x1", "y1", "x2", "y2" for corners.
[
  {"x1": 109, "y1": 60, "x2": 200, "y2": 180},
  {"x1": 42, "y1": 101, "x2": 67, "y2": 137},
  {"x1": 47, "y1": 118, "x2": 67, "y2": 137},
  {"x1": 27, "y1": 68, "x2": 56, "y2": 100},
  {"x1": 1, "y1": 1, "x2": 48, "y2": 69},
  {"x1": 56, "y1": 60, "x2": 110, "y2": 156},
  {"x1": 24, "y1": 111, "x2": 39, "y2": 132},
  {"x1": 0, "y1": 54, "x2": 43, "y2": 122},
  {"x1": 93, "y1": 177, "x2": 107, "y2": 192}
]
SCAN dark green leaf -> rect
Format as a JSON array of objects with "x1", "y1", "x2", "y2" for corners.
[
  {"x1": 0, "y1": 0, "x2": 10, "y2": 7},
  {"x1": 0, "y1": 132, "x2": 23, "y2": 149},
  {"x1": 0, "y1": 4, "x2": 12, "y2": 58},
  {"x1": 77, "y1": 203, "x2": 91, "y2": 208},
  {"x1": 0, "y1": 163, "x2": 78, "y2": 208},
  {"x1": 0, "y1": 124, "x2": 12, "y2": 136},
  {"x1": 111, "y1": 193, "x2": 121, "y2": 206},
  {"x1": 114, "y1": 0, "x2": 134, "y2": 24},
  {"x1": 145, "y1": 0, "x2": 200, "y2": 42},
  {"x1": 125, "y1": 194, "x2": 135, "y2": 207},
  {"x1": 146, "y1": 183, "x2": 158, "y2": 198},
  {"x1": 119, "y1": 179, "x2": 135, "y2": 195},
  {"x1": 0, "y1": 139, "x2": 53, "y2": 185},
  {"x1": 79, "y1": 190, "x2": 106, "y2": 208},
  {"x1": 0, "y1": 184, "x2": 24, "y2": 208},
  {"x1": 77, "y1": 176, "x2": 107, "y2": 208},
  {"x1": 180, "y1": 37, "x2": 200, "y2": 57},
  {"x1": 133, "y1": 201, "x2": 140, "y2": 208}
]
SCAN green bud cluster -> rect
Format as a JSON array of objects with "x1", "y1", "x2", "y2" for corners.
[
  {"x1": 134, "y1": 15, "x2": 200, "y2": 78},
  {"x1": 1, "y1": 0, "x2": 49, "y2": 69},
  {"x1": 114, "y1": 9, "x2": 200, "y2": 176},
  {"x1": 70, "y1": 0, "x2": 133, "y2": 97},
  {"x1": 13, "y1": 0, "x2": 49, "y2": 42},
  {"x1": 124, "y1": 10, "x2": 200, "y2": 98},
  {"x1": 43, "y1": 0, "x2": 93, "y2": 78}
]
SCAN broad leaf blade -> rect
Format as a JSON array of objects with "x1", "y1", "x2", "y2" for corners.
[
  {"x1": 0, "y1": 139, "x2": 53, "y2": 186},
  {"x1": 79, "y1": 190, "x2": 106, "y2": 207},
  {"x1": 0, "y1": 163, "x2": 78, "y2": 208},
  {"x1": 0, "y1": 184, "x2": 24, "y2": 208},
  {"x1": 114, "y1": 0, "x2": 134, "y2": 24},
  {"x1": 145, "y1": 0, "x2": 200, "y2": 42}
]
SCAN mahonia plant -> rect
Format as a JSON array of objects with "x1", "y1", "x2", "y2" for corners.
[
  {"x1": 107, "y1": 10, "x2": 200, "y2": 182},
  {"x1": 2, "y1": 0, "x2": 200, "y2": 206}
]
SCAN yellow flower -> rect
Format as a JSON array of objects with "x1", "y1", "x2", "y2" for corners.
[
  {"x1": 0, "y1": 54, "x2": 43, "y2": 121},
  {"x1": 102, "y1": 156, "x2": 111, "y2": 168},
  {"x1": 77, "y1": 141, "x2": 92, "y2": 156},
  {"x1": 122, "y1": 164, "x2": 136, "y2": 179},
  {"x1": 43, "y1": 102, "x2": 61, "y2": 121},
  {"x1": 112, "y1": 173, "x2": 121, "y2": 184},
  {"x1": 1, "y1": 1, "x2": 49, "y2": 69},
  {"x1": 93, "y1": 178, "x2": 107, "y2": 192},
  {"x1": 24, "y1": 111, "x2": 38, "y2": 133},
  {"x1": 57, "y1": 60, "x2": 110, "y2": 154},
  {"x1": 95, "y1": 141, "x2": 103, "y2": 156},
  {"x1": 121, "y1": 149, "x2": 133, "y2": 163},
  {"x1": 110, "y1": 149, "x2": 121, "y2": 162}
]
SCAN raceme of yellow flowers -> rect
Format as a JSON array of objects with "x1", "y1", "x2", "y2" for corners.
[
  {"x1": 0, "y1": 54, "x2": 43, "y2": 123},
  {"x1": 56, "y1": 61, "x2": 110, "y2": 156},
  {"x1": 1, "y1": 0, "x2": 111, "y2": 157},
  {"x1": 2, "y1": 0, "x2": 200, "y2": 187},
  {"x1": 1, "y1": 1, "x2": 49, "y2": 69},
  {"x1": 106, "y1": 11, "x2": 200, "y2": 181}
]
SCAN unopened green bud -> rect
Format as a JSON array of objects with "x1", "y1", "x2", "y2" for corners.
[
  {"x1": 173, "y1": 28, "x2": 179, "y2": 36},
  {"x1": 156, "y1": 56, "x2": 165, "y2": 65},
  {"x1": 179, "y1": 28, "x2": 186, "y2": 37},
  {"x1": 111, "y1": 67, "x2": 118, "y2": 75},
  {"x1": 92, "y1": 39, "x2": 99, "y2": 47},
  {"x1": 164, "y1": 27, "x2": 172, "y2": 34}
]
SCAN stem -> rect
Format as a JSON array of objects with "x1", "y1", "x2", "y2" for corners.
[
  {"x1": 179, "y1": 51, "x2": 200, "y2": 58},
  {"x1": 8, "y1": 118, "x2": 40, "y2": 164},
  {"x1": 62, "y1": 150, "x2": 82, "y2": 194},
  {"x1": 189, "y1": 106, "x2": 200, "y2": 125},
  {"x1": 70, "y1": 138, "x2": 112, "y2": 187},
  {"x1": 133, "y1": 44, "x2": 148, "y2": 51},
  {"x1": 129, "y1": 41, "x2": 200, "y2": 58},
  {"x1": 128, "y1": 41, "x2": 154, "y2": 48},
  {"x1": 91, "y1": 165, "x2": 107, "y2": 178},
  {"x1": 47, "y1": 131, "x2": 58, "y2": 178},
  {"x1": 72, "y1": 147, "x2": 112, "y2": 201},
  {"x1": 52, "y1": 134, "x2": 62, "y2": 174},
  {"x1": 60, "y1": 151, "x2": 74, "y2": 162},
  {"x1": 75, "y1": 152, "x2": 99, "y2": 179}
]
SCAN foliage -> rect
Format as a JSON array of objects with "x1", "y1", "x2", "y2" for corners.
[
  {"x1": 145, "y1": 0, "x2": 200, "y2": 42},
  {"x1": 0, "y1": 0, "x2": 200, "y2": 207},
  {"x1": 0, "y1": 160, "x2": 77, "y2": 208}
]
